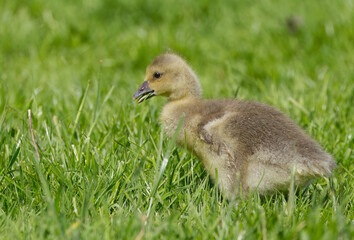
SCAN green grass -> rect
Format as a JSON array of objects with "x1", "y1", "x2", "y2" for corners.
[{"x1": 0, "y1": 0, "x2": 353, "y2": 239}]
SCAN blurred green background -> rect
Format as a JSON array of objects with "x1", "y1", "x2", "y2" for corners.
[{"x1": 0, "y1": 0, "x2": 353, "y2": 239}]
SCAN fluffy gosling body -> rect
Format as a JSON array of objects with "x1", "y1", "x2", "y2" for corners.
[{"x1": 133, "y1": 53, "x2": 336, "y2": 198}]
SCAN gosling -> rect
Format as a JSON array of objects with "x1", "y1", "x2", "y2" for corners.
[{"x1": 133, "y1": 53, "x2": 336, "y2": 198}]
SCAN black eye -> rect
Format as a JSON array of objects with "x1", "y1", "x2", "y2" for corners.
[{"x1": 153, "y1": 72, "x2": 162, "y2": 79}]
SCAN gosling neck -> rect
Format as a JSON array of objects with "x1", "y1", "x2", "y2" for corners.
[{"x1": 167, "y1": 87, "x2": 202, "y2": 103}]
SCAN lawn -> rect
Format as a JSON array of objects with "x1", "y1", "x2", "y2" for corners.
[{"x1": 0, "y1": 0, "x2": 353, "y2": 239}]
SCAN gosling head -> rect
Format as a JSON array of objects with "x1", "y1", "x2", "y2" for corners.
[{"x1": 133, "y1": 53, "x2": 202, "y2": 103}]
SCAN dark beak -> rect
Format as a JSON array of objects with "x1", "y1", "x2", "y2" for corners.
[{"x1": 133, "y1": 81, "x2": 155, "y2": 104}]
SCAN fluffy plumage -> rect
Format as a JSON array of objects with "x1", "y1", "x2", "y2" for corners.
[{"x1": 133, "y1": 53, "x2": 336, "y2": 198}]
